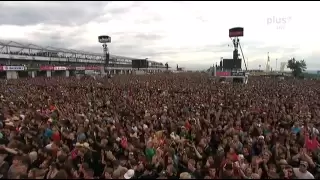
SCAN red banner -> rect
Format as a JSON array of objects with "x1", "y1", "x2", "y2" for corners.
[
  {"x1": 66, "y1": 66, "x2": 74, "y2": 70},
  {"x1": 85, "y1": 66, "x2": 101, "y2": 70},
  {"x1": 0, "y1": 66, "x2": 3, "y2": 71},
  {"x1": 216, "y1": 71, "x2": 231, "y2": 77},
  {"x1": 40, "y1": 66, "x2": 54, "y2": 71}
]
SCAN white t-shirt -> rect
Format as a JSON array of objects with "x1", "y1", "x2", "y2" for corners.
[
  {"x1": 293, "y1": 168, "x2": 314, "y2": 179},
  {"x1": 301, "y1": 126, "x2": 319, "y2": 135}
]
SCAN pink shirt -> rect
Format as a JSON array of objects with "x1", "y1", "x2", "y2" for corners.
[{"x1": 305, "y1": 135, "x2": 319, "y2": 151}]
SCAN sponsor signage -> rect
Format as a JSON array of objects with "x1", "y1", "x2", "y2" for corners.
[
  {"x1": 11, "y1": 55, "x2": 32, "y2": 60},
  {"x1": 76, "y1": 67, "x2": 85, "y2": 71},
  {"x1": 0, "y1": 54, "x2": 10, "y2": 58},
  {"x1": 40, "y1": 66, "x2": 54, "y2": 71},
  {"x1": 66, "y1": 66, "x2": 74, "y2": 70},
  {"x1": 27, "y1": 67, "x2": 40, "y2": 71},
  {"x1": 3, "y1": 66, "x2": 25, "y2": 71},
  {"x1": 54, "y1": 66, "x2": 67, "y2": 71},
  {"x1": 69, "y1": 58, "x2": 76, "y2": 62},
  {"x1": 98, "y1": 35, "x2": 111, "y2": 43},
  {"x1": 216, "y1": 71, "x2": 231, "y2": 77},
  {"x1": 39, "y1": 66, "x2": 101, "y2": 71},
  {"x1": 85, "y1": 66, "x2": 101, "y2": 70},
  {"x1": 51, "y1": 57, "x2": 60, "y2": 61},
  {"x1": 231, "y1": 71, "x2": 245, "y2": 76}
]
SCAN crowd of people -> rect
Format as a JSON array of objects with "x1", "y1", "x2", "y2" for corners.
[{"x1": 0, "y1": 73, "x2": 319, "y2": 179}]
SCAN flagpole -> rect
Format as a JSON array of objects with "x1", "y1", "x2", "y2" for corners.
[
  {"x1": 247, "y1": 58, "x2": 249, "y2": 70},
  {"x1": 266, "y1": 52, "x2": 270, "y2": 72}
]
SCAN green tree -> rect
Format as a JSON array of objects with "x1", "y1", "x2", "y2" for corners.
[{"x1": 287, "y1": 58, "x2": 307, "y2": 77}]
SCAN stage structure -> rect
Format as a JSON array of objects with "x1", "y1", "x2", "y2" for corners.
[
  {"x1": 98, "y1": 35, "x2": 111, "y2": 69},
  {"x1": 214, "y1": 27, "x2": 248, "y2": 84},
  {"x1": 229, "y1": 27, "x2": 247, "y2": 71}
]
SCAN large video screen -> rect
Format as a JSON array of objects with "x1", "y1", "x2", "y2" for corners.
[
  {"x1": 132, "y1": 60, "x2": 148, "y2": 68},
  {"x1": 229, "y1": 27, "x2": 244, "y2": 38},
  {"x1": 222, "y1": 59, "x2": 234, "y2": 70},
  {"x1": 222, "y1": 59, "x2": 242, "y2": 70}
]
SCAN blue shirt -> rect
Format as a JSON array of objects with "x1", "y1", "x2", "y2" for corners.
[
  {"x1": 292, "y1": 127, "x2": 300, "y2": 134},
  {"x1": 77, "y1": 133, "x2": 86, "y2": 142},
  {"x1": 44, "y1": 128, "x2": 53, "y2": 138}
]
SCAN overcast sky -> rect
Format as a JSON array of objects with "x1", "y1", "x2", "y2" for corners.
[{"x1": 0, "y1": 1, "x2": 319, "y2": 70}]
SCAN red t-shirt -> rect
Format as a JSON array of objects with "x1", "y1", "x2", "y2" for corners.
[
  {"x1": 305, "y1": 135, "x2": 319, "y2": 151},
  {"x1": 230, "y1": 153, "x2": 239, "y2": 162},
  {"x1": 50, "y1": 105, "x2": 56, "y2": 111},
  {"x1": 221, "y1": 154, "x2": 240, "y2": 177},
  {"x1": 52, "y1": 132, "x2": 61, "y2": 142},
  {"x1": 121, "y1": 137, "x2": 128, "y2": 149},
  {"x1": 185, "y1": 121, "x2": 192, "y2": 130}
]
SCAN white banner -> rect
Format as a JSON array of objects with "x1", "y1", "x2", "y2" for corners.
[
  {"x1": 76, "y1": 67, "x2": 85, "y2": 70},
  {"x1": 51, "y1": 57, "x2": 60, "y2": 62},
  {"x1": 54, "y1": 66, "x2": 67, "y2": 71},
  {"x1": 11, "y1": 55, "x2": 32, "y2": 60},
  {"x1": 3, "y1": 66, "x2": 25, "y2": 71}
]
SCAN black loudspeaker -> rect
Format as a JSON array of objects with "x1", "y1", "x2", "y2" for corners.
[
  {"x1": 105, "y1": 52, "x2": 110, "y2": 66},
  {"x1": 132, "y1": 60, "x2": 140, "y2": 68},
  {"x1": 233, "y1": 49, "x2": 238, "y2": 61},
  {"x1": 140, "y1": 60, "x2": 148, "y2": 68},
  {"x1": 103, "y1": 44, "x2": 110, "y2": 66},
  {"x1": 212, "y1": 67, "x2": 216, "y2": 76},
  {"x1": 222, "y1": 59, "x2": 233, "y2": 70}
]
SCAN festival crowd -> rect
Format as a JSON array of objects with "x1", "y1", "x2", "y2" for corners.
[{"x1": 0, "y1": 73, "x2": 319, "y2": 179}]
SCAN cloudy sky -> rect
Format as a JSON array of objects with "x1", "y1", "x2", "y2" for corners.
[{"x1": 0, "y1": 1, "x2": 319, "y2": 70}]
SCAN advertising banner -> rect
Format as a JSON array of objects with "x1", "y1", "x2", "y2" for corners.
[
  {"x1": 54, "y1": 66, "x2": 67, "y2": 71},
  {"x1": 40, "y1": 66, "x2": 54, "y2": 71},
  {"x1": 75, "y1": 67, "x2": 85, "y2": 71},
  {"x1": 231, "y1": 71, "x2": 245, "y2": 76},
  {"x1": 10, "y1": 55, "x2": 32, "y2": 60},
  {"x1": 66, "y1": 66, "x2": 74, "y2": 70},
  {"x1": 85, "y1": 66, "x2": 101, "y2": 70},
  {"x1": 3, "y1": 66, "x2": 25, "y2": 71},
  {"x1": 216, "y1": 71, "x2": 231, "y2": 77},
  {"x1": 27, "y1": 67, "x2": 40, "y2": 71}
]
